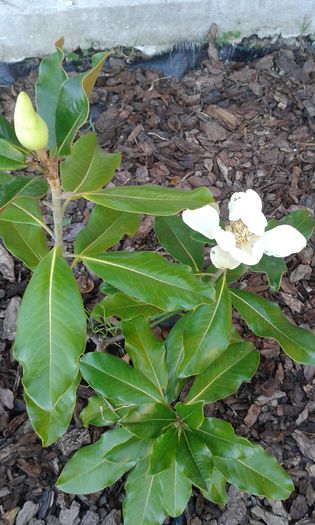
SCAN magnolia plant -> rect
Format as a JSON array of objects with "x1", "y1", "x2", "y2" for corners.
[{"x1": 0, "y1": 39, "x2": 315, "y2": 525}]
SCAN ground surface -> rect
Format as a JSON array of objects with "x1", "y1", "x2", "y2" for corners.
[{"x1": 0, "y1": 36, "x2": 314, "y2": 525}]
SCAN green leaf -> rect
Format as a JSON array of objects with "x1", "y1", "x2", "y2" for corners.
[
  {"x1": 197, "y1": 418, "x2": 255, "y2": 458},
  {"x1": 91, "y1": 292, "x2": 161, "y2": 321},
  {"x1": 0, "y1": 173, "x2": 48, "y2": 212},
  {"x1": 124, "y1": 459, "x2": 167, "y2": 525},
  {"x1": 201, "y1": 467, "x2": 227, "y2": 507},
  {"x1": 0, "y1": 218, "x2": 49, "y2": 270},
  {"x1": 0, "y1": 196, "x2": 46, "y2": 226},
  {"x1": 177, "y1": 275, "x2": 232, "y2": 377},
  {"x1": 251, "y1": 255, "x2": 287, "y2": 291},
  {"x1": 35, "y1": 38, "x2": 67, "y2": 151},
  {"x1": 0, "y1": 195, "x2": 50, "y2": 269},
  {"x1": 0, "y1": 114, "x2": 20, "y2": 146},
  {"x1": 14, "y1": 248, "x2": 86, "y2": 410},
  {"x1": 150, "y1": 427, "x2": 179, "y2": 475},
  {"x1": 57, "y1": 428, "x2": 134, "y2": 494},
  {"x1": 175, "y1": 401, "x2": 204, "y2": 429},
  {"x1": 105, "y1": 435, "x2": 152, "y2": 463},
  {"x1": 61, "y1": 133, "x2": 121, "y2": 193},
  {"x1": 74, "y1": 204, "x2": 139, "y2": 258},
  {"x1": 214, "y1": 448, "x2": 294, "y2": 499},
  {"x1": 226, "y1": 264, "x2": 247, "y2": 284},
  {"x1": 122, "y1": 316, "x2": 168, "y2": 396},
  {"x1": 120, "y1": 403, "x2": 176, "y2": 439},
  {"x1": 0, "y1": 139, "x2": 27, "y2": 171},
  {"x1": 199, "y1": 418, "x2": 293, "y2": 500},
  {"x1": 268, "y1": 209, "x2": 315, "y2": 240},
  {"x1": 24, "y1": 374, "x2": 80, "y2": 446},
  {"x1": 56, "y1": 52, "x2": 108, "y2": 155},
  {"x1": 158, "y1": 460, "x2": 192, "y2": 517},
  {"x1": 231, "y1": 289, "x2": 315, "y2": 365},
  {"x1": 154, "y1": 215, "x2": 204, "y2": 271},
  {"x1": 80, "y1": 395, "x2": 119, "y2": 427},
  {"x1": 185, "y1": 342, "x2": 259, "y2": 404},
  {"x1": 176, "y1": 429, "x2": 213, "y2": 491},
  {"x1": 165, "y1": 314, "x2": 190, "y2": 402},
  {"x1": 82, "y1": 251, "x2": 214, "y2": 312},
  {"x1": 82, "y1": 185, "x2": 214, "y2": 216},
  {"x1": 80, "y1": 352, "x2": 165, "y2": 405}
]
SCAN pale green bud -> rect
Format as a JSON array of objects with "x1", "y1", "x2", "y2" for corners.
[{"x1": 14, "y1": 92, "x2": 48, "y2": 151}]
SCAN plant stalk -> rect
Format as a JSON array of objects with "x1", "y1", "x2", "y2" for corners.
[{"x1": 50, "y1": 177, "x2": 63, "y2": 249}]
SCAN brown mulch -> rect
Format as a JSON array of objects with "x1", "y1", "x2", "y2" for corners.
[{"x1": 0, "y1": 35, "x2": 315, "y2": 525}]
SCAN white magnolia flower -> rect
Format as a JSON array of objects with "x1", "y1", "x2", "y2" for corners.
[{"x1": 182, "y1": 189, "x2": 307, "y2": 270}]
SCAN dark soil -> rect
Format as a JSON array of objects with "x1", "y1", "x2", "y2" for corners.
[{"x1": 0, "y1": 34, "x2": 315, "y2": 525}]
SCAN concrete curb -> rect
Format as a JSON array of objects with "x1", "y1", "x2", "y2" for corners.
[{"x1": 1, "y1": 0, "x2": 315, "y2": 61}]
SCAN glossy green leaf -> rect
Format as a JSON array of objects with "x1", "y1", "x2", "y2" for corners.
[
  {"x1": 91, "y1": 292, "x2": 161, "y2": 321},
  {"x1": 165, "y1": 314, "x2": 190, "y2": 402},
  {"x1": 122, "y1": 316, "x2": 168, "y2": 396},
  {"x1": 124, "y1": 459, "x2": 166, "y2": 525},
  {"x1": 199, "y1": 418, "x2": 293, "y2": 499},
  {"x1": 178, "y1": 275, "x2": 232, "y2": 377},
  {"x1": 0, "y1": 114, "x2": 20, "y2": 146},
  {"x1": 268, "y1": 209, "x2": 315, "y2": 240},
  {"x1": 57, "y1": 428, "x2": 134, "y2": 493},
  {"x1": 185, "y1": 342, "x2": 259, "y2": 404},
  {"x1": 14, "y1": 248, "x2": 86, "y2": 410},
  {"x1": 105, "y1": 435, "x2": 152, "y2": 463},
  {"x1": 0, "y1": 196, "x2": 45, "y2": 226},
  {"x1": 80, "y1": 352, "x2": 164, "y2": 405},
  {"x1": 177, "y1": 429, "x2": 213, "y2": 491},
  {"x1": 214, "y1": 448, "x2": 294, "y2": 499},
  {"x1": 0, "y1": 139, "x2": 27, "y2": 171},
  {"x1": 35, "y1": 38, "x2": 67, "y2": 150},
  {"x1": 61, "y1": 132, "x2": 121, "y2": 192},
  {"x1": 197, "y1": 418, "x2": 255, "y2": 458},
  {"x1": 201, "y1": 467, "x2": 227, "y2": 507},
  {"x1": 120, "y1": 403, "x2": 175, "y2": 439},
  {"x1": 80, "y1": 395, "x2": 119, "y2": 427},
  {"x1": 150, "y1": 427, "x2": 179, "y2": 475},
  {"x1": 82, "y1": 251, "x2": 214, "y2": 312},
  {"x1": 82, "y1": 185, "x2": 214, "y2": 216},
  {"x1": 0, "y1": 173, "x2": 48, "y2": 211},
  {"x1": 56, "y1": 52, "x2": 107, "y2": 155},
  {"x1": 158, "y1": 460, "x2": 192, "y2": 517},
  {"x1": 175, "y1": 401, "x2": 204, "y2": 429},
  {"x1": 74, "y1": 204, "x2": 139, "y2": 258},
  {"x1": 154, "y1": 215, "x2": 204, "y2": 271},
  {"x1": 0, "y1": 218, "x2": 49, "y2": 269},
  {"x1": 231, "y1": 289, "x2": 315, "y2": 365},
  {"x1": 24, "y1": 374, "x2": 80, "y2": 446},
  {"x1": 251, "y1": 255, "x2": 287, "y2": 291},
  {"x1": 226, "y1": 264, "x2": 247, "y2": 284}
]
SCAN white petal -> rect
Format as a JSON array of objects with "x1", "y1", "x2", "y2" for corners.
[
  {"x1": 241, "y1": 210, "x2": 267, "y2": 236},
  {"x1": 213, "y1": 226, "x2": 236, "y2": 251},
  {"x1": 210, "y1": 246, "x2": 241, "y2": 269},
  {"x1": 229, "y1": 239, "x2": 264, "y2": 265},
  {"x1": 262, "y1": 225, "x2": 307, "y2": 257},
  {"x1": 182, "y1": 205, "x2": 220, "y2": 239},
  {"x1": 229, "y1": 189, "x2": 263, "y2": 222}
]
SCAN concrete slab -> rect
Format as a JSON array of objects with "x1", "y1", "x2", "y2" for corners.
[{"x1": 0, "y1": 0, "x2": 315, "y2": 61}]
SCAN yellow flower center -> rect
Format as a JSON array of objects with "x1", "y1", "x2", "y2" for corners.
[{"x1": 228, "y1": 220, "x2": 253, "y2": 247}]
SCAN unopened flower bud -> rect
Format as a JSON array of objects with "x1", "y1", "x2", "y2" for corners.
[{"x1": 14, "y1": 92, "x2": 48, "y2": 151}]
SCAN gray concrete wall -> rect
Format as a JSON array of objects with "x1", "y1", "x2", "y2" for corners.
[{"x1": 1, "y1": 0, "x2": 315, "y2": 61}]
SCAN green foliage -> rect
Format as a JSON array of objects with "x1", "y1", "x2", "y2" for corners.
[
  {"x1": 2, "y1": 38, "x2": 314, "y2": 525},
  {"x1": 231, "y1": 289, "x2": 315, "y2": 364},
  {"x1": 154, "y1": 214, "x2": 204, "y2": 270}
]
